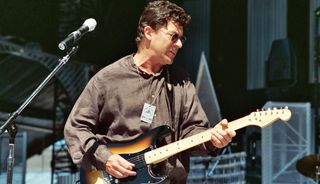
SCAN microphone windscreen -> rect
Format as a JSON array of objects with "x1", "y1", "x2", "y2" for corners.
[{"x1": 83, "y1": 18, "x2": 97, "y2": 32}]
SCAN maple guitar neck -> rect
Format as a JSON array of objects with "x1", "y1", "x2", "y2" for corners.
[
  {"x1": 144, "y1": 108, "x2": 291, "y2": 165},
  {"x1": 144, "y1": 116, "x2": 249, "y2": 164}
]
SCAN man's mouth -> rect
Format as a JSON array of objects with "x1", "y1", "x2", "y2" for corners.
[{"x1": 169, "y1": 50, "x2": 177, "y2": 57}]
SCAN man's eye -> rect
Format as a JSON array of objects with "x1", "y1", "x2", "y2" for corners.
[{"x1": 171, "y1": 34, "x2": 179, "y2": 42}]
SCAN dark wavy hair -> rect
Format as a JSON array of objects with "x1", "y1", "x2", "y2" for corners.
[{"x1": 135, "y1": 0, "x2": 191, "y2": 45}]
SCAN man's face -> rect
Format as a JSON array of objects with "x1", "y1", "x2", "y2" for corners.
[{"x1": 149, "y1": 21, "x2": 185, "y2": 65}]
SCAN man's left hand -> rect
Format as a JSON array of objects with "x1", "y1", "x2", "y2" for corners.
[{"x1": 210, "y1": 119, "x2": 236, "y2": 148}]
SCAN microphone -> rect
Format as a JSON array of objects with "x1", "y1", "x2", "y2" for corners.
[{"x1": 58, "y1": 18, "x2": 97, "y2": 50}]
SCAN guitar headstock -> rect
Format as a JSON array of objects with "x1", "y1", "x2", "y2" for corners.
[{"x1": 247, "y1": 107, "x2": 292, "y2": 128}]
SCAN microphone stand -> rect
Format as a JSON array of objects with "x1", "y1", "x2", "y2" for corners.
[{"x1": 0, "y1": 46, "x2": 79, "y2": 184}]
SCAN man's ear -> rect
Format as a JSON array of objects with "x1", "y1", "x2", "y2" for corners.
[{"x1": 144, "y1": 26, "x2": 153, "y2": 41}]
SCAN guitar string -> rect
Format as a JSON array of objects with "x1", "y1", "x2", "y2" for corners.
[
  {"x1": 128, "y1": 157, "x2": 145, "y2": 168},
  {"x1": 127, "y1": 153, "x2": 157, "y2": 167},
  {"x1": 127, "y1": 154, "x2": 144, "y2": 163},
  {"x1": 127, "y1": 155, "x2": 142, "y2": 162},
  {"x1": 131, "y1": 155, "x2": 146, "y2": 163}
]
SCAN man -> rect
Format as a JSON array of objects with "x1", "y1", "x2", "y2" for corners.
[{"x1": 64, "y1": 0, "x2": 236, "y2": 183}]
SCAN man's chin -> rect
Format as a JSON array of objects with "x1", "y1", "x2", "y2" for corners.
[
  {"x1": 165, "y1": 56, "x2": 175, "y2": 65},
  {"x1": 167, "y1": 60, "x2": 174, "y2": 65}
]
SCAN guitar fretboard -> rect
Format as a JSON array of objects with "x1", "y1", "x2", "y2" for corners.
[{"x1": 144, "y1": 116, "x2": 250, "y2": 164}]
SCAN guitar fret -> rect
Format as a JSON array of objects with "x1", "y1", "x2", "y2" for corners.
[{"x1": 145, "y1": 130, "x2": 212, "y2": 164}]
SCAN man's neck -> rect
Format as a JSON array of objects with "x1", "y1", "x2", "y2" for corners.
[{"x1": 133, "y1": 52, "x2": 164, "y2": 75}]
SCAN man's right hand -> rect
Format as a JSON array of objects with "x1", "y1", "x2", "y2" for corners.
[{"x1": 105, "y1": 154, "x2": 137, "y2": 179}]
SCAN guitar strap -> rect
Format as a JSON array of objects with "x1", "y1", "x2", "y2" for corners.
[{"x1": 165, "y1": 66, "x2": 175, "y2": 134}]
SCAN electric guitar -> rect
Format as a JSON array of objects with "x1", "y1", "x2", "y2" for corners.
[{"x1": 81, "y1": 108, "x2": 292, "y2": 184}]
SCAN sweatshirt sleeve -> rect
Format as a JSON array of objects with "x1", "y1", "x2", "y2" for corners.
[
  {"x1": 178, "y1": 75, "x2": 220, "y2": 156},
  {"x1": 64, "y1": 75, "x2": 111, "y2": 171}
]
